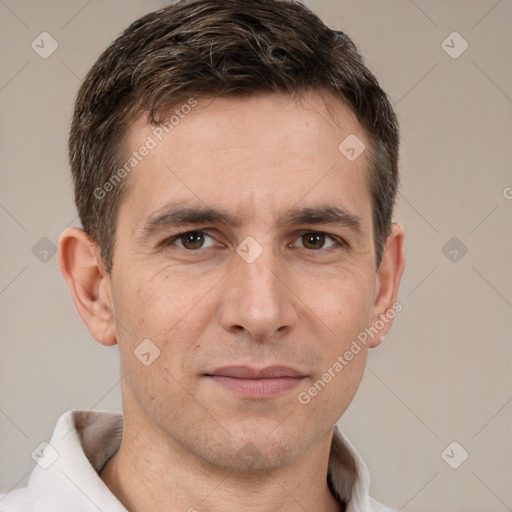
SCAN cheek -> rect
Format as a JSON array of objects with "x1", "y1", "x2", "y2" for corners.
[
  {"x1": 304, "y1": 268, "x2": 373, "y2": 396},
  {"x1": 112, "y1": 268, "x2": 215, "y2": 377},
  {"x1": 309, "y1": 266, "x2": 374, "y2": 332},
  {"x1": 113, "y1": 265, "x2": 200, "y2": 331}
]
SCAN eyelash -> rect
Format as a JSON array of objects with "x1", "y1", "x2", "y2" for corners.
[{"x1": 161, "y1": 229, "x2": 347, "y2": 252}]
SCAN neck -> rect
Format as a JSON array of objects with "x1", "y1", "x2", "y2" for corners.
[{"x1": 100, "y1": 413, "x2": 341, "y2": 512}]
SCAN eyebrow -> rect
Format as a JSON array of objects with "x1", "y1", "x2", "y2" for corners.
[{"x1": 135, "y1": 202, "x2": 364, "y2": 245}]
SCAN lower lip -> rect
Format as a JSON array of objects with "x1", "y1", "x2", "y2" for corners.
[{"x1": 207, "y1": 376, "x2": 305, "y2": 398}]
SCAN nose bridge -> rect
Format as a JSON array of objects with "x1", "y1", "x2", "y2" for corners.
[
  {"x1": 220, "y1": 236, "x2": 296, "y2": 338},
  {"x1": 241, "y1": 243, "x2": 280, "y2": 295},
  {"x1": 237, "y1": 237, "x2": 284, "y2": 308}
]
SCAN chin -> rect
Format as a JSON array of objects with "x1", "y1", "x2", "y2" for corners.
[{"x1": 195, "y1": 427, "x2": 312, "y2": 473}]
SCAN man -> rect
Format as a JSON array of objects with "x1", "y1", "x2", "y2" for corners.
[{"x1": 1, "y1": 0, "x2": 404, "y2": 510}]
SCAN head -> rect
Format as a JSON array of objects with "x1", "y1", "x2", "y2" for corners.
[{"x1": 59, "y1": 0, "x2": 404, "y2": 473}]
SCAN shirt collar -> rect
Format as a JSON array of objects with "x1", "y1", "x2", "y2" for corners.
[
  {"x1": 328, "y1": 423, "x2": 373, "y2": 511},
  {"x1": 27, "y1": 409, "x2": 373, "y2": 512},
  {"x1": 28, "y1": 410, "x2": 126, "y2": 512}
]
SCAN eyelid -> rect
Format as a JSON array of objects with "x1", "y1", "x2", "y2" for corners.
[
  {"x1": 162, "y1": 228, "x2": 347, "y2": 251},
  {"x1": 292, "y1": 230, "x2": 347, "y2": 249},
  {"x1": 161, "y1": 229, "x2": 216, "y2": 248}
]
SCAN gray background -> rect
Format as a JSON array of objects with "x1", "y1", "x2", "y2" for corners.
[{"x1": 1, "y1": 1, "x2": 511, "y2": 510}]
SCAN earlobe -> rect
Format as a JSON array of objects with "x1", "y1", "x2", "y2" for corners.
[
  {"x1": 57, "y1": 227, "x2": 117, "y2": 346},
  {"x1": 368, "y1": 222, "x2": 405, "y2": 348}
]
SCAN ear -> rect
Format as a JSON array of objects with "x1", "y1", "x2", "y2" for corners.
[
  {"x1": 57, "y1": 227, "x2": 117, "y2": 346},
  {"x1": 368, "y1": 222, "x2": 405, "y2": 348}
]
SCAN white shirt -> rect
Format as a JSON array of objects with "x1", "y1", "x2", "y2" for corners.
[{"x1": 0, "y1": 410, "x2": 396, "y2": 512}]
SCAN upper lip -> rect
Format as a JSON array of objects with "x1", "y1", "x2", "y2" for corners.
[{"x1": 205, "y1": 365, "x2": 305, "y2": 379}]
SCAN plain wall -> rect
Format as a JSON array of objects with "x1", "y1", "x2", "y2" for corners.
[{"x1": 1, "y1": 1, "x2": 511, "y2": 510}]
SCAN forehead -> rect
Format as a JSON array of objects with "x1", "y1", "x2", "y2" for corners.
[{"x1": 118, "y1": 91, "x2": 372, "y2": 236}]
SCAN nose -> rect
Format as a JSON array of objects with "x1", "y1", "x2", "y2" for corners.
[{"x1": 219, "y1": 243, "x2": 298, "y2": 342}]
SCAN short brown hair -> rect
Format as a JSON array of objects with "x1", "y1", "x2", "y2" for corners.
[{"x1": 69, "y1": 0, "x2": 399, "y2": 274}]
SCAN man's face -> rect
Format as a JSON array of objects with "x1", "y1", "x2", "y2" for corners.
[{"x1": 109, "y1": 91, "x2": 381, "y2": 470}]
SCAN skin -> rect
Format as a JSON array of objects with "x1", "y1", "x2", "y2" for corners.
[{"x1": 58, "y1": 91, "x2": 404, "y2": 512}]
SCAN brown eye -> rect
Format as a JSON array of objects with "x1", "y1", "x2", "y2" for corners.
[
  {"x1": 302, "y1": 232, "x2": 325, "y2": 250},
  {"x1": 295, "y1": 232, "x2": 337, "y2": 251},
  {"x1": 164, "y1": 230, "x2": 215, "y2": 250},
  {"x1": 180, "y1": 231, "x2": 205, "y2": 250}
]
